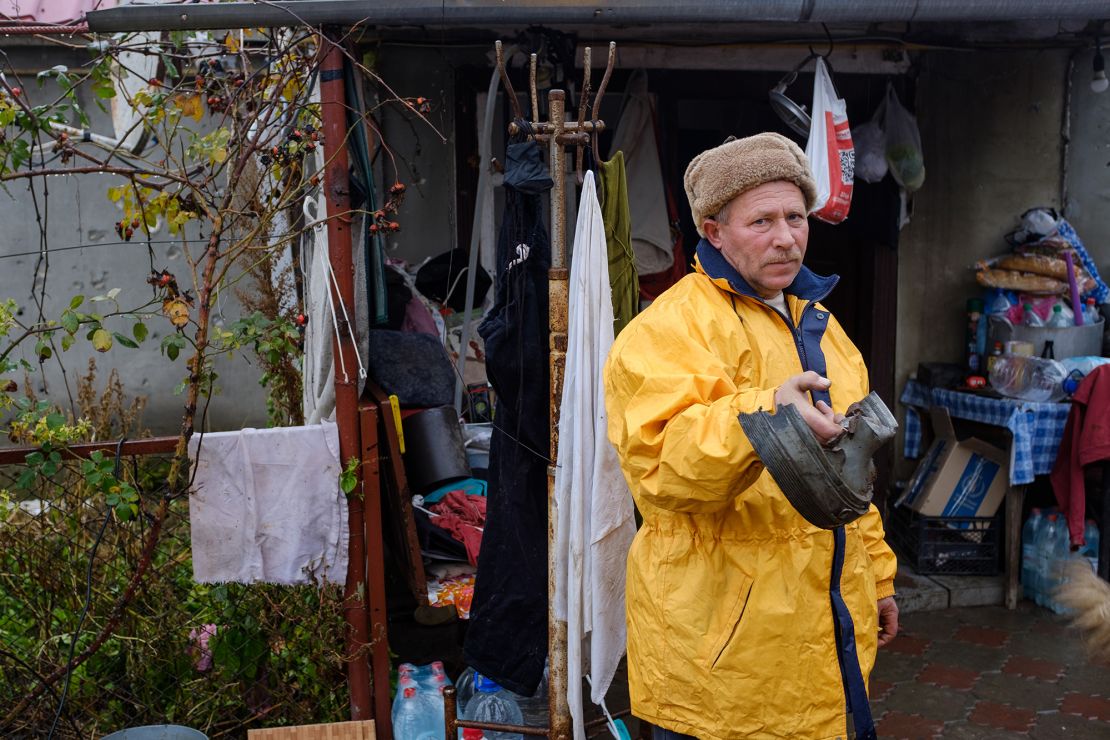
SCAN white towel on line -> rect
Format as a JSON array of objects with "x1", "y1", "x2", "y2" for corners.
[{"x1": 188, "y1": 421, "x2": 349, "y2": 586}]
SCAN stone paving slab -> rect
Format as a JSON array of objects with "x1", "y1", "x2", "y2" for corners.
[{"x1": 869, "y1": 601, "x2": 1110, "y2": 739}]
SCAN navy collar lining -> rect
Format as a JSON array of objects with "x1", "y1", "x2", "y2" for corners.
[{"x1": 695, "y1": 238, "x2": 839, "y2": 302}]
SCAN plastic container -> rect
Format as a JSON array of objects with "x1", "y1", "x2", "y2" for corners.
[
  {"x1": 392, "y1": 684, "x2": 438, "y2": 740},
  {"x1": 988, "y1": 355, "x2": 1069, "y2": 402},
  {"x1": 987, "y1": 289, "x2": 1012, "y2": 317},
  {"x1": 989, "y1": 314, "x2": 1104, "y2": 361},
  {"x1": 1081, "y1": 519, "x2": 1100, "y2": 573},
  {"x1": 464, "y1": 675, "x2": 524, "y2": 740},
  {"x1": 1023, "y1": 303, "x2": 1045, "y2": 327},
  {"x1": 455, "y1": 666, "x2": 477, "y2": 715},
  {"x1": 1021, "y1": 508, "x2": 1044, "y2": 603},
  {"x1": 1046, "y1": 304, "x2": 1070, "y2": 328},
  {"x1": 1033, "y1": 514, "x2": 1061, "y2": 608},
  {"x1": 101, "y1": 727, "x2": 208, "y2": 740},
  {"x1": 887, "y1": 505, "x2": 1000, "y2": 576}
]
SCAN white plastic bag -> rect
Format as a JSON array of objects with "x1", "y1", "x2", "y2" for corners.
[
  {"x1": 882, "y1": 84, "x2": 925, "y2": 192},
  {"x1": 804, "y1": 57, "x2": 854, "y2": 224},
  {"x1": 851, "y1": 101, "x2": 888, "y2": 183}
]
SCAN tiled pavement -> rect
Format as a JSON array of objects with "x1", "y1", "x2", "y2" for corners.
[{"x1": 870, "y1": 602, "x2": 1110, "y2": 739}]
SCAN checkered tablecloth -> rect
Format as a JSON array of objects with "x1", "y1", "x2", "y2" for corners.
[{"x1": 900, "y1": 379, "x2": 1072, "y2": 486}]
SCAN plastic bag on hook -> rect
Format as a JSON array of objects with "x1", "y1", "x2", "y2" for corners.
[
  {"x1": 805, "y1": 57, "x2": 854, "y2": 224},
  {"x1": 882, "y1": 84, "x2": 925, "y2": 192}
]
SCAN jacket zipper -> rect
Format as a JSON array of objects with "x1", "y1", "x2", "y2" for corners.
[{"x1": 750, "y1": 291, "x2": 865, "y2": 732}]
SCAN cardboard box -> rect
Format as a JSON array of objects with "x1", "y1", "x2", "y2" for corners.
[{"x1": 896, "y1": 406, "x2": 1009, "y2": 518}]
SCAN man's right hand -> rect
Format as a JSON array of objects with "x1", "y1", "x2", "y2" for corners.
[{"x1": 774, "y1": 371, "x2": 844, "y2": 445}]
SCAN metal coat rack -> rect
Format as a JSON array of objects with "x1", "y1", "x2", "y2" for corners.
[{"x1": 442, "y1": 40, "x2": 621, "y2": 740}]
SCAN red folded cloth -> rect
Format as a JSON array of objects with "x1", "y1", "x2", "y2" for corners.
[{"x1": 428, "y1": 491, "x2": 487, "y2": 565}]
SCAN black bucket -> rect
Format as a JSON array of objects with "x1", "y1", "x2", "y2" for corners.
[{"x1": 402, "y1": 406, "x2": 472, "y2": 493}]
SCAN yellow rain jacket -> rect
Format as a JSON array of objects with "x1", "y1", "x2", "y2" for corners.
[{"x1": 603, "y1": 241, "x2": 897, "y2": 740}]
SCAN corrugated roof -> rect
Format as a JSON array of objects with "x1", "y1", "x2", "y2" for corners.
[{"x1": 0, "y1": 0, "x2": 116, "y2": 25}]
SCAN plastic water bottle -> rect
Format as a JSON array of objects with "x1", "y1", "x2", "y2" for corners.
[
  {"x1": 1021, "y1": 508, "x2": 1044, "y2": 603},
  {"x1": 1049, "y1": 518, "x2": 1076, "y2": 614},
  {"x1": 464, "y1": 675, "x2": 524, "y2": 740},
  {"x1": 1022, "y1": 302, "x2": 1044, "y2": 327},
  {"x1": 1046, "y1": 304, "x2": 1071, "y2": 328},
  {"x1": 455, "y1": 667, "x2": 476, "y2": 715},
  {"x1": 392, "y1": 681, "x2": 438, "y2": 740},
  {"x1": 1084, "y1": 298, "x2": 1101, "y2": 325},
  {"x1": 1081, "y1": 519, "x2": 1100, "y2": 573},
  {"x1": 1033, "y1": 514, "x2": 1061, "y2": 608},
  {"x1": 511, "y1": 665, "x2": 549, "y2": 727},
  {"x1": 988, "y1": 355, "x2": 1068, "y2": 402},
  {"x1": 987, "y1": 289, "x2": 1011, "y2": 317}
]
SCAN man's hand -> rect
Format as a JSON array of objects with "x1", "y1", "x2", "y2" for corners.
[
  {"x1": 774, "y1": 371, "x2": 843, "y2": 445},
  {"x1": 877, "y1": 596, "x2": 899, "y2": 648}
]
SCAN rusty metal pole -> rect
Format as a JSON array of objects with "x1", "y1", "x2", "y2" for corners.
[
  {"x1": 320, "y1": 30, "x2": 373, "y2": 720},
  {"x1": 546, "y1": 88, "x2": 572, "y2": 740}
]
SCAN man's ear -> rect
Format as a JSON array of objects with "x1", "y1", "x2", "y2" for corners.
[{"x1": 703, "y1": 218, "x2": 724, "y2": 249}]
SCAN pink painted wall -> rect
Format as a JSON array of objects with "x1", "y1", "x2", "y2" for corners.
[{"x1": 0, "y1": 0, "x2": 118, "y2": 24}]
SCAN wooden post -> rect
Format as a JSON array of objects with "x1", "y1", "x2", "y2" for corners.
[{"x1": 319, "y1": 31, "x2": 372, "y2": 719}]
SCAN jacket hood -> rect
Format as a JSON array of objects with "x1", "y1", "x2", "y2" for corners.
[{"x1": 694, "y1": 237, "x2": 839, "y2": 303}]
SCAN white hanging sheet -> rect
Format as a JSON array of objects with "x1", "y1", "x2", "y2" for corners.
[{"x1": 554, "y1": 171, "x2": 637, "y2": 740}]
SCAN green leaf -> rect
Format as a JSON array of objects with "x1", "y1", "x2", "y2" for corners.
[
  {"x1": 112, "y1": 332, "x2": 139, "y2": 349},
  {"x1": 61, "y1": 333, "x2": 74, "y2": 351},
  {"x1": 69, "y1": 294, "x2": 84, "y2": 309},
  {"x1": 133, "y1": 321, "x2": 148, "y2": 343},
  {"x1": 61, "y1": 311, "x2": 79, "y2": 335},
  {"x1": 91, "y1": 328, "x2": 112, "y2": 352}
]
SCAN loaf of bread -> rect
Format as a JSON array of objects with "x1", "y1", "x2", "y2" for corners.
[
  {"x1": 975, "y1": 268, "x2": 1068, "y2": 294},
  {"x1": 997, "y1": 253, "x2": 1069, "y2": 280}
]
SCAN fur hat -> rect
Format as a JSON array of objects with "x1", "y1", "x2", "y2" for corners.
[{"x1": 684, "y1": 132, "x2": 817, "y2": 237}]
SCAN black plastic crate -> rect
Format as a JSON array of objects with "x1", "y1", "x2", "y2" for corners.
[{"x1": 887, "y1": 504, "x2": 1001, "y2": 576}]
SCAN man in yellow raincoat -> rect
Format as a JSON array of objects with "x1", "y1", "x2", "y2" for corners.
[{"x1": 604, "y1": 133, "x2": 898, "y2": 740}]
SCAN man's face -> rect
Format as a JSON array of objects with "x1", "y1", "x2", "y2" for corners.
[{"x1": 703, "y1": 181, "x2": 809, "y2": 299}]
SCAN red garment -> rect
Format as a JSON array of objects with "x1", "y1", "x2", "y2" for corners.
[
  {"x1": 1050, "y1": 364, "x2": 1110, "y2": 546},
  {"x1": 428, "y1": 491, "x2": 487, "y2": 565}
]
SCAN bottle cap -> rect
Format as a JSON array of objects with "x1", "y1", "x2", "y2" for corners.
[
  {"x1": 403, "y1": 686, "x2": 417, "y2": 698},
  {"x1": 474, "y1": 674, "x2": 501, "y2": 693},
  {"x1": 1032, "y1": 507, "x2": 1042, "y2": 513},
  {"x1": 463, "y1": 729, "x2": 484, "y2": 740},
  {"x1": 1087, "y1": 518, "x2": 1097, "y2": 524},
  {"x1": 1053, "y1": 304, "x2": 1062, "y2": 312}
]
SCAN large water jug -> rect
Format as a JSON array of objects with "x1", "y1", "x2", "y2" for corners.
[
  {"x1": 1081, "y1": 519, "x2": 1101, "y2": 573},
  {"x1": 989, "y1": 355, "x2": 1068, "y2": 402},
  {"x1": 464, "y1": 675, "x2": 524, "y2": 740},
  {"x1": 1033, "y1": 514, "x2": 1061, "y2": 607},
  {"x1": 1044, "y1": 516, "x2": 1072, "y2": 614},
  {"x1": 455, "y1": 666, "x2": 477, "y2": 715},
  {"x1": 1021, "y1": 508, "x2": 1044, "y2": 603},
  {"x1": 392, "y1": 682, "x2": 438, "y2": 740}
]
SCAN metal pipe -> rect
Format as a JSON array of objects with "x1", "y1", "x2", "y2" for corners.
[
  {"x1": 320, "y1": 31, "x2": 374, "y2": 721},
  {"x1": 0, "y1": 436, "x2": 176, "y2": 465},
  {"x1": 546, "y1": 87, "x2": 572, "y2": 740},
  {"x1": 0, "y1": 23, "x2": 88, "y2": 35},
  {"x1": 85, "y1": 0, "x2": 1110, "y2": 33}
]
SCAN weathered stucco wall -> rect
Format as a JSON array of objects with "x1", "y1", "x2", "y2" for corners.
[
  {"x1": 1064, "y1": 46, "x2": 1110, "y2": 283},
  {"x1": 0, "y1": 44, "x2": 268, "y2": 434},
  {"x1": 895, "y1": 50, "x2": 1068, "y2": 411}
]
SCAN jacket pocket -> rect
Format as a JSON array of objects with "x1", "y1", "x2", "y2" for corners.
[{"x1": 704, "y1": 572, "x2": 755, "y2": 671}]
